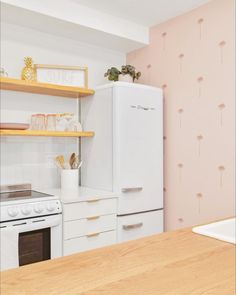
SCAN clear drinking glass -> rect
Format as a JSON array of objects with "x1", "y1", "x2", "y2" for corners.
[{"x1": 30, "y1": 114, "x2": 38, "y2": 130}]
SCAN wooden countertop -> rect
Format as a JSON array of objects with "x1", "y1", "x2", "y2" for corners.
[{"x1": 1, "y1": 228, "x2": 235, "y2": 295}]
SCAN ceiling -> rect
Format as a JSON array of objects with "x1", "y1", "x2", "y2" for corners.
[{"x1": 72, "y1": 0, "x2": 210, "y2": 26}]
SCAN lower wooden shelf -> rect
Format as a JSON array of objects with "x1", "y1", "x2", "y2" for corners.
[{"x1": 0, "y1": 130, "x2": 94, "y2": 137}]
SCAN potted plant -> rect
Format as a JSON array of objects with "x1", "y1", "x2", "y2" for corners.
[
  {"x1": 104, "y1": 65, "x2": 141, "y2": 83},
  {"x1": 104, "y1": 67, "x2": 121, "y2": 82},
  {"x1": 119, "y1": 65, "x2": 141, "y2": 82}
]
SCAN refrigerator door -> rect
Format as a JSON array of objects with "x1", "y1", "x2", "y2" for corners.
[
  {"x1": 117, "y1": 210, "x2": 163, "y2": 242},
  {"x1": 113, "y1": 84, "x2": 163, "y2": 215}
]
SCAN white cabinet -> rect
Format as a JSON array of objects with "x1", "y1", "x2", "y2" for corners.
[
  {"x1": 61, "y1": 188, "x2": 117, "y2": 256},
  {"x1": 64, "y1": 214, "x2": 116, "y2": 239},
  {"x1": 64, "y1": 231, "x2": 117, "y2": 255},
  {"x1": 117, "y1": 210, "x2": 163, "y2": 243},
  {"x1": 63, "y1": 198, "x2": 117, "y2": 221}
]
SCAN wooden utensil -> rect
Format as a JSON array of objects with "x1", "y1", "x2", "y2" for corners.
[
  {"x1": 55, "y1": 155, "x2": 65, "y2": 169},
  {"x1": 71, "y1": 155, "x2": 80, "y2": 169},
  {"x1": 69, "y1": 153, "x2": 76, "y2": 169}
]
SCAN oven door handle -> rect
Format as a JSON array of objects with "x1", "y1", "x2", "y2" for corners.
[{"x1": 2, "y1": 215, "x2": 62, "y2": 234}]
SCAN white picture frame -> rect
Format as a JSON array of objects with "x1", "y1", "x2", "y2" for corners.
[{"x1": 35, "y1": 64, "x2": 88, "y2": 88}]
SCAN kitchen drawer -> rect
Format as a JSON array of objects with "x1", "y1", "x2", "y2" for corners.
[
  {"x1": 63, "y1": 230, "x2": 117, "y2": 255},
  {"x1": 64, "y1": 214, "x2": 117, "y2": 240},
  {"x1": 117, "y1": 210, "x2": 163, "y2": 243},
  {"x1": 63, "y1": 198, "x2": 117, "y2": 221}
]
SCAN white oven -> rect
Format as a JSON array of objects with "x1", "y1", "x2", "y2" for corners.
[{"x1": 0, "y1": 185, "x2": 62, "y2": 271}]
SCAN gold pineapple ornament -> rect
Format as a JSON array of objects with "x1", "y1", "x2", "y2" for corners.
[{"x1": 21, "y1": 57, "x2": 36, "y2": 81}]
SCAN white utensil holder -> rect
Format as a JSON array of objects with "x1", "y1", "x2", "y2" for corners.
[{"x1": 61, "y1": 169, "x2": 79, "y2": 190}]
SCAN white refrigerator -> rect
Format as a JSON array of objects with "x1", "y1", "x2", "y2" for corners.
[{"x1": 81, "y1": 82, "x2": 163, "y2": 242}]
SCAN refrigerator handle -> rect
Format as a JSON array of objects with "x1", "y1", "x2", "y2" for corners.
[
  {"x1": 123, "y1": 222, "x2": 143, "y2": 230},
  {"x1": 121, "y1": 187, "x2": 143, "y2": 193}
]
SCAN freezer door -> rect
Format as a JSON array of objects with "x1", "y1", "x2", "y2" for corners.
[
  {"x1": 117, "y1": 210, "x2": 163, "y2": 243},
  {"x1": 113, "y1": 85, "x2": 163, "y2": 215}
]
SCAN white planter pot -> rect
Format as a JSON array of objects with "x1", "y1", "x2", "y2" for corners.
[
  {"x1": 61, "y1": 169, "x2": 78, "y2": 190},
  {"x1": 119, "y1": 75, "x2": 133, "y2": 83}
]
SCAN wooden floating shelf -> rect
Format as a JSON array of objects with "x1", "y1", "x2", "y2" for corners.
[
  {"x1": 0, "y1": 130, "x2": 95, "y2": 138},
  {"x1": 0, "y1": 77, "x2": 95, "y2": 98}
]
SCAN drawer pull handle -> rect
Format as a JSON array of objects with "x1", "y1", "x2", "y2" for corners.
[
  {"x1": 122, "y1": 187, "x2": 143, "y2": 193},
  {"x1": 87, "y1": 199, "x2": 100, "y2": 203},
  {"x1": 87, "y1": 216, "x2": 100, "y2": 221},
  {"x1": 86, "y1": 232, "x2": 100, "y2": 238},
  {"x1": 123, "y1": 222, "x2": 143, "y2": 230}
]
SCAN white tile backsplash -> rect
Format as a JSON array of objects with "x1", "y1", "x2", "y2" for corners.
[{"x1": 0, "y1": 136, "x2": 77, "y2": 188}]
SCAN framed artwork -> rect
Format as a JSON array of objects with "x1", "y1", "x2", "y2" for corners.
[{"x1": 35, "y1": 64, "x2": 88, "y2": 88}]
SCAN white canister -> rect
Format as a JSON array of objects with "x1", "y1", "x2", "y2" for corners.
[
  {"x1": 61, "y1": 169, "x2": 79, "y2": 190},
  {"x1": 118, "y1": 75, "x2": 133, "y2": 83}
]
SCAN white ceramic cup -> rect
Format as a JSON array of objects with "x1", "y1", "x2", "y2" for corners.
[{"x1": 61, "y1": 169, "x2": 78, "y2": 190}]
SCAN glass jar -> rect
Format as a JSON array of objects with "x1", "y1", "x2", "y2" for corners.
[
  {"x1": 46, "y1": 114, "x2": 56, "y2": 131},
  {"x1": 56, "y1": 114, "x2": 66, "y2": 131},
  {"x1": 31, "y1": 114, "x2": 45, "y2": 130},
  {"x1": 55, "y1": 113, "x2": 77, "y2": 131},
  {"x1": 68, "y1": 116, "x2": 83, "y2": 132},
  {"x1": 63, "y1": 113, "x2": 74, "y2": 131}
]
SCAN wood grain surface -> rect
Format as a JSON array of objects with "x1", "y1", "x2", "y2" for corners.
[
  {"x1": 0, "y1": 130, "x2": 94, "y2": 137},
  {"x1": 1, "y1": 228, "x2": 235, "y2": 295},
  {"x1": 0, "y1": 77, "x2": 94, "y2": 98}
]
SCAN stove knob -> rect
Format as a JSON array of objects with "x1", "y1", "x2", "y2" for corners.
[
  {"x1": 46, "y1": 203, "x2": 56, "y2": 212},
  {"x1": 34, "y1": 204, "x2": 44, "y2": 214},
  {"x1": 8, "y1": 207, "x2": 19, "y2": 217},
  {"x1": 21, "y1": 206, "x2": 31, "y2": 216}
]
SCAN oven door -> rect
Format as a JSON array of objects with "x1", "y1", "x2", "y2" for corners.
[{"x1": 0, "y1": 214, "x2": 62, "y2": 271}]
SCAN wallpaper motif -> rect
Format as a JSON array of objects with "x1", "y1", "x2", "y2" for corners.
[
  {"x1": 178, "y1": 54, "x2": 184, "y2": 73},
  {"x1": 127, "y1": 0, "x2": 235, "y2": 230},
  {"x1": 161, "y1": 32, "x2": 167, "y2": 50},
  {"x1": 218, "y1": 103, "x2": 226, "y2": 126},
  {"x1": 197, "y1": 18, "x2": 204, "y2": 40},
  {"x1": 219, "y1": 41, "x2": 226, "y2": 64},
  {"x1": 197, "y1": 76, "x2": 204, "y2": 97}
]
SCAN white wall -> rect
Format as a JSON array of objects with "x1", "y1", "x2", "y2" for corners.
[{"x1": 0, "y1": 22, "x2": 125, "y2": 189}]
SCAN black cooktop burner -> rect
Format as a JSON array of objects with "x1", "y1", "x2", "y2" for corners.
[{"x1": 0, "y1": 190, "x2": 53, "y2": 202}]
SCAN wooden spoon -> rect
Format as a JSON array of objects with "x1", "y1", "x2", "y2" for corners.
[{"x1": 69, "y1": 153, "x2": 76, "y2": 169}]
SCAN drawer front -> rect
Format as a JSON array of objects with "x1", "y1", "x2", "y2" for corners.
[
  {"x1": 63, "y1": 198, "x2": 117, "y2": 221},
  {"x1": 64, "y1": 230, "x2": 117, "y2": 255},
  {"x1": 117, "y1": 210, "x2": 163, "y2": 243},
  {"x1": 64, "y1": 214, "x2": 117, "y2": 240}
]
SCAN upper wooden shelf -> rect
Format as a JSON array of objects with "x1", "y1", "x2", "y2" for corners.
[
  {"x1": 0, "y1": 129, "x2": 94, "y2": 138},
  {"x1": 0, "y1": 77, "x2": 95, "y2": 98}
]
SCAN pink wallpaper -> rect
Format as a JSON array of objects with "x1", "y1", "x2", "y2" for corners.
[{"x1": 127, "y1": 0, "x2": 235, "y2": 230}]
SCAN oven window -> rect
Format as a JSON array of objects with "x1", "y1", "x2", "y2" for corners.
[{"x1": 19, "y1": 228, "x2": 51, "y2": 266}]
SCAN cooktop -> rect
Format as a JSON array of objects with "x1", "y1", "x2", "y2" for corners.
[{"x1": 0, "y1": 190, "x2": 53, "y2": 202}]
